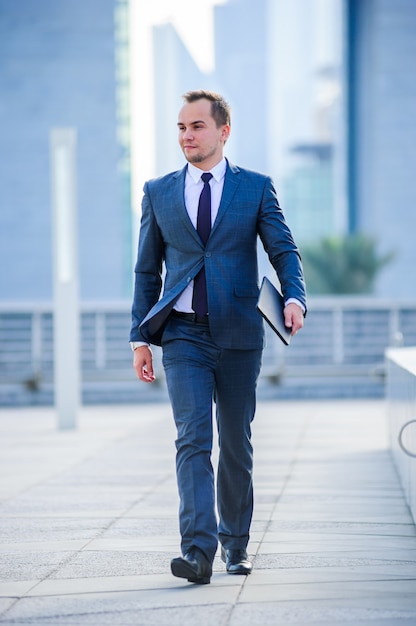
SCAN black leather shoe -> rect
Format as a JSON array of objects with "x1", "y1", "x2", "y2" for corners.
[
  {"x1": 171, "y1": 546, "x2": 212, "y2": 584},
  {"x1": 221, "y1": 546, "x2": 252, "y2": 575}
]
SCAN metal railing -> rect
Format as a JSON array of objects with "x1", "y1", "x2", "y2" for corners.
[{"x1": 1, "y1": 298, "x2": 416, "y2": 392}]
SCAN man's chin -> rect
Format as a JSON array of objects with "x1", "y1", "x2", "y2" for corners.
[{"x1": 186, "y1": 153, "x2": 203, "y2": 164}]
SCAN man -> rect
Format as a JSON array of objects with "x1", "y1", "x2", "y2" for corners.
[{"x1": 130, "y1": 90, "x2": 306, "y2": 585}]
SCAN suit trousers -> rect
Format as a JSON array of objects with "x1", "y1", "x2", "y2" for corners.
[{"x1": 161, "y1": 315, "x2": 263, "y2": 563}]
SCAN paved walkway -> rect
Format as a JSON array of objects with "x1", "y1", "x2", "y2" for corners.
[{"x1": 0, "y1": 399, "x2": 415, "y2": 625}]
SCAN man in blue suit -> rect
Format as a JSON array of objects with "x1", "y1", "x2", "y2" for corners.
[{"x1": 130, "y1": 90, "x2": 306, "y2": 584}]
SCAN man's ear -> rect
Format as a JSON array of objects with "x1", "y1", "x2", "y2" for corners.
[{"x1": 221, "y1": 124, "x2": 231, "y2": 144}]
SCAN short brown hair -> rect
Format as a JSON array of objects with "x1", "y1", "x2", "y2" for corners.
[{"x1": 182, "y1": 90, "x2": 231, "y2": 127}]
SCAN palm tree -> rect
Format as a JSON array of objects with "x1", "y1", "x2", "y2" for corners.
[{"x1": 301, "y1": 234, "x2": 395, "y2": 294}]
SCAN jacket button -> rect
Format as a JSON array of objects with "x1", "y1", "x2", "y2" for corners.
[{"x1": 205, "y1": 252, "x2": 211, "y2": 258}]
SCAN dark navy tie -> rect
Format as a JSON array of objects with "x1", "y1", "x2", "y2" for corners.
[{"x1": 192, "y1": 172, "x2": 213, "y2": 317}]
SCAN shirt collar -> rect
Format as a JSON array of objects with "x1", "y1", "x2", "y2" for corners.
[{"x1": 187, "y1": 157, "x2": 227, "y2": 184}]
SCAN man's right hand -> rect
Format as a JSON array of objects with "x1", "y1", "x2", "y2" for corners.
[{"x1": 133, "y1": 345, "x2": 156, "y2": 383}]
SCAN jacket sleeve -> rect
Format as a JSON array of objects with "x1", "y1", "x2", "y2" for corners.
[
  {"x1": 130, "y1": 182, "x2": 165, "y2": 341},
  {"x1": 257, "y1": 176, "x2": 307, "y2": 313}
]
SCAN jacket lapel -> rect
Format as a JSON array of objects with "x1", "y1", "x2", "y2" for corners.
[
  {"x1": 172, "y1": 166, "x2": 202, "y2": 246},
  {"x1": 211, "y1": 161, "x2": 240, "y2": 234}
]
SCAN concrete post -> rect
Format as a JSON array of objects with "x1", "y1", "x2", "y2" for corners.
[{"x1": 50, "y1": 128, "x2": 80, "y2": 430}]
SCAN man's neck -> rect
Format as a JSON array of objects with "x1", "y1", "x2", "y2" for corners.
[{"x1": 187, "y1": 158, "x2": 226, "y2": 181}]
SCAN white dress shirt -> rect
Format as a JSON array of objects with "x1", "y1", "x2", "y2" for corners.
[{"x1": 174, "y1": 158, "x2": 227, "y2": 313}]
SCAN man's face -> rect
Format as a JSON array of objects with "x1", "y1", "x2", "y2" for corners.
[{"x1": 177, "y1": 98, "x2": 230, "y2": 170}]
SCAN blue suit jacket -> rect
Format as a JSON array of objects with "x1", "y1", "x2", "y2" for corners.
[{"x1": 130, "y1": 161, "x2": 306, "y2": 348}]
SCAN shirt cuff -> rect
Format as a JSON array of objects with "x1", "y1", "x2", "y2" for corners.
[
  {"x1": 284, "y1": 298, "x2": 306, "y2": 314},
  {"x1": 130, "y1": 341, "x2": 150, "y2": 351}
]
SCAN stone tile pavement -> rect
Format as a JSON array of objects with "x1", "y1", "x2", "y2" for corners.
[{"x1": 0, "y1": 399, "x2": 416, "y2": 625}]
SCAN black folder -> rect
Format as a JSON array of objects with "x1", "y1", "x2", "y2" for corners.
[{"x1": 257, "y1": 276, "x2": 292, "y2": 345}]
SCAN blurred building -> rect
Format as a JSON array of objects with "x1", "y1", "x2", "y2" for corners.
[
  {"x1": 345, "y1": 0, "x2": 416, "y2": 297},
  {"x1": 263, "y1": 0, "x2": 344, "y2": 246},
  {"x1": 214, "y1": 0, "x2": 269, "y2": 173},
  {"x1": 151, "y1": 0, "x2": 416, "y2": 298},
  {"x1": 283, "y1": 143, "x2": 334, "y2": 242},
  {"x1": 1, "y1": 0, "x2": 415, "y2": 302},
  {"x1": 151, "y1": 0, "x2": 341, "y2": 277},
  {"x1": 0, "y1": 0, "x2": 132, "y2": 301}
]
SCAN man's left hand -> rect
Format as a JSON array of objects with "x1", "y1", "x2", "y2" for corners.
[{"x1": 284, "y1": 303, "x2": 304, "y2": 336}]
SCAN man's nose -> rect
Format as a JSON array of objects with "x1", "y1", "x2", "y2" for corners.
[{"x1": 183, "y1": 128, "x2": 193, "y2": 140}]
